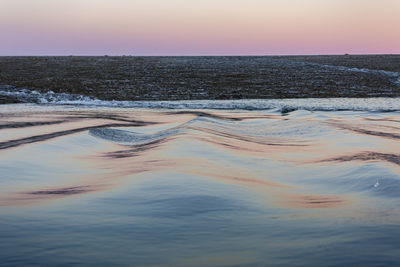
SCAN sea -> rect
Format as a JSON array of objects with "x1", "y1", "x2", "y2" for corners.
[{"x1": 1, "y1": 89, "x2": 400, "y2": 266}]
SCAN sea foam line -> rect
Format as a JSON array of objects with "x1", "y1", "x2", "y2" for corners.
[{"x1": 2, "y1": 86, "x2": 400, "y2": 112}]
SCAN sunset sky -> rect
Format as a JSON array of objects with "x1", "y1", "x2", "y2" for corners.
[{"x1": 1, "y1": 0, "x2": 399, "y2": 55}]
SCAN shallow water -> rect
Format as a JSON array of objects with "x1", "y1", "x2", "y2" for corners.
[{"x1": 1, "y1": 103, "x2": 400, "y2": 266}]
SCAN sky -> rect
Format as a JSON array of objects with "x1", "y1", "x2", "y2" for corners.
[{"x1": 1, "y1": 0, "x2": 399, "y2": 55}]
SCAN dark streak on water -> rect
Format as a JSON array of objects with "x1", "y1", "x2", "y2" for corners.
[
  {"x1": 320, "y1": 152, "x2": 400, "y2": 166},
  {"x1": 103, "y1": 138, "x2": 171, "y2": 159},
  {"x1": 0, "y1": 122, "x2": 152, "y2": 150},
  {"x1": 0, "y1": 120, "x2": 69, "y2": 129},
  {"x1": 29, "y1": 186, "x2": 93, "y2": 195},
  {"x1": 329, "y1": 122, "x2": 400, "y2": 140}
]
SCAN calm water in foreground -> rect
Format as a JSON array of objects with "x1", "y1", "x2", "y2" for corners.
[{"x1": 1, "y1": 102, "x2": 400, "y2": 266}]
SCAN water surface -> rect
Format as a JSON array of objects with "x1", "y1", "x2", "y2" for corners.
[{"x1": 1, "y1": 103, "x2": 400, "y2": 266}]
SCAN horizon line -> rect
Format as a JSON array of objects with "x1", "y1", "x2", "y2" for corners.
[{"x1": 1, "y1": 53, "x2": 399, "y2": 57}]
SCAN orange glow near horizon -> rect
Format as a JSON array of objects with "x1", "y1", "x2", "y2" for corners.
[{"x1": 1, "y1": 0, "x2": 399, "y2": 55}]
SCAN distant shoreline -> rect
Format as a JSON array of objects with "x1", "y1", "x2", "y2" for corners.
[{"x1": 1, "y1": 55, "x2": 399, "y2": 103}]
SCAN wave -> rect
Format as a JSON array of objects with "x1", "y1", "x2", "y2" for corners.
[
  {"x1": 333, "y1": 66, "x2": 400, "y2": 86},
  {"x1": 290, "y1": 60, "x2": 400, "y2": 86},
  {"x1": 329, "y1": 65, "x2": 400, "y2": 86},
  {"x1": 2, "y1": 86, "x2": 400, "y2": 112},
  {"x1": 89, "y1": 127, "x2": 181, "y2": 146}
]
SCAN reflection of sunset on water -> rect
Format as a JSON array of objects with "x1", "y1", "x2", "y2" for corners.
[
  {"x1": 2, "y1": 106, "x2": 400, "y2": 207},
  {"x1": 2, "y1": 105, "x2": 400, "y2": 265}
]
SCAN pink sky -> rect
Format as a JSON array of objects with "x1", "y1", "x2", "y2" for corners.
[{"x1": 1, "y1": 0, "x2": 399, "y2": 55}]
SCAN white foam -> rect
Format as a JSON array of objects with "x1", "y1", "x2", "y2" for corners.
[
  {"x1": 2, "y1": 86, "x2": 400, "y2": 112},
  {"x1": 290, "y1": 60, "x2": 400, "y2": 86}
]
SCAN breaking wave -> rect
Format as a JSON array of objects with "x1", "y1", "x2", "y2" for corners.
[{"x1": 2, "y1": 86, "x2": 400, "y2": 113}]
